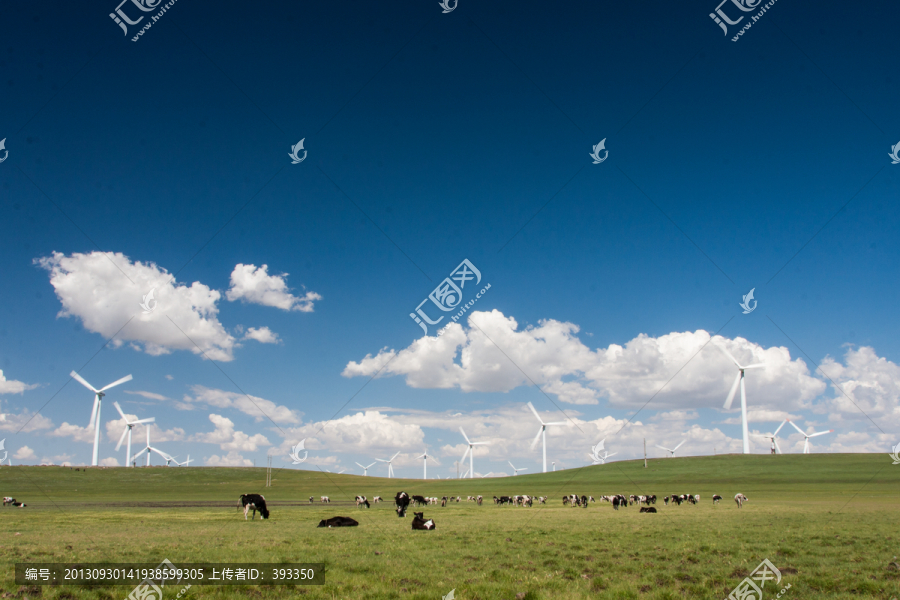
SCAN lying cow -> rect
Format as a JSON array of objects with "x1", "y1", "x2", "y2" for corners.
[
  {"x1": 3, "y1": 497, "x2": 25, "y2": 508},
  {"x1": 734, "y1": 493, "x2": 748, "y2": 508},
  {"x1": 318, "y1": 516, "x2": 358, "y2": 528},
  {"x1": 639, "y1": 507, "x2": 657, "y2": 513},
  {"x1": 239, "y1": 494, "x2": 269, "y2": 520},
  {"x1": 411, "y1": 512, "x2": 435, "y2": 530}
]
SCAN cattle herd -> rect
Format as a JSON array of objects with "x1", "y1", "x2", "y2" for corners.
[
  {"x1": 235, "y1": 491, "x2": 750, "y2": 528},
  {"x1": 3, "y1": 497, "x2": 26, "y2": 508}
]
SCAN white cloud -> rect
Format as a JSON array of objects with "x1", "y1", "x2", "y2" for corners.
[
  {"x1": 13, "y1": 446, "x2": 35, "y2": 460},
  {"x1": 274, "y1": 411, "x2": 425, "y2": 459},
  {"x1": 818, "y1": 346, "x2": 900, "y2": 427},
  {"x1": 0, "y1": 410, "x2": 53, "y2": 433},
  {"x1": 51, "y1": 422, "x2": 95, "y2": 443},
  {"x1": 0, "y1": 370, "x2": 39, "y2": 395},
  {"x1": 41, "y1": 453, "x2": 74, "y2": 466},
  {"x1": 125, "y1": 390, "x2": 172, "y2": 401},
  {"x1": 226, "y1": 264, "x2": 321, "y2": 312},
  {"x1": 242, "y1": 326, "x2": 280, "y2": 344},
  {"x1": 343, "y1": 310, "x2": 826, "y2": 410},
  {"x1": 191, "y1": 414, "x2": 270, "y2": 451},
  {"x1": 165, "y1": 375, "x2": 174, "y2": 381},
  {"x1": 181, "y1": 385, "x2": 300, "y2": 424},
  {"x1": 100, "y1": 457, "x2": 120, "y2": 467},
  {"x1": 36, "y1": 251, "x2": 240, "y2": 361},
  {"x1": 206, "y1": 450, "x2": 253, "y2": 467}
]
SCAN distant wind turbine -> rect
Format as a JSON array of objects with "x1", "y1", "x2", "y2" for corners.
[
  {"x1": 656, "y1": 440, "x2": 686, "y2": 457},
  {"x1": 526, "y1": 402, "x2": 567, "y2": 473},
  {"x1": 754, "y1": 420, "x2": 788, "y2": 454},
  {"x1": 356, "y1": 461, "x2": 376, "y2": 476},
  {"x1": 416, "y1": 451, "x2": 430, "y2": 479},
  {"x1": 131, "y1": 426, "x2": 171, "y2": 467},
  {"x1": 176, "y1": 455, "x2": 193, "y2": 467},
  {"x1": 717, "y1": 346, "x2": 765, "y2": 454},
  {"x1": 508, "y1": 461, "x2": 527, "y2": 476},
  {"x1": 70, "y1": 370, "x2": 133, "y2": 466},
  {"x1": 112, "y1": 402, "x2": 155, "y2": 468},
  {"x1": 375, "y1": 451, "x2": 401, "y2": 478},
  {"x1": 787, "y1": 421, "x2": 834, "y2": 454},
  {"x1": 459, "y1": 427, "x2": 490, "y2": 479}
]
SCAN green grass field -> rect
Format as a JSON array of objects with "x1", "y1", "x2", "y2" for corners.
[{"x1": 1, "y1": 454, "x2": 898, "y2": 599}]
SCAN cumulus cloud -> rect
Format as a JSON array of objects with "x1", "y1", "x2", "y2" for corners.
[
  {"x1": 242, "y1": 326, "x2": 280, "y2": 344},
  {"x1": 0, "y1": 370, "x2": 39, "y2": 395},
  {"x1": 181, "y1": 386, "x2": 300, "y2": 424},
  {"x1": 343, "y1": 310, "x2": 826, "y2": 411},
  {"x1": 205, "y1": 451, "x2": 253, "y2": 467},
  {"x1": 125, "y1": 390, "x2": 172, "y2": 401},
  {"x1": 274, "y1": 411, "x2": 425, "y2": 459},
  {"x1": 0, "y1": 410, "x2": 54, "y2": 433},
  {"x1": 818, "y1": 346, "x2": 900, "y2": 427},
  {"x1": 100, "y1": 457, "x2": 120, "y2": 467},
  {"x1": 13, "y1": 446, "x2": 35, "y2": 460},
  {"x1": 226, "y1": 264, "x2": 321, "y2": 312},
  {"x1": 36, "y1": 251, "x2": 240, "y2": 361},
  {"x1": 191, "y1": 414, "x2": 270, "y2": 451},
  {"x1": 51, "y1": 422, "x2": 95, "y2": 443}
]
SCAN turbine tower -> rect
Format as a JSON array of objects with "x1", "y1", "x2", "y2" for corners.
[
  {"x1": 355, "y1": 461, "x2": 376, "y2": 476},
  {"x1": 70, "y1": 370, "x2": 133, "y2": 466},
  {"x1": 754, "y1": 420, "x2": 788, "y2": 454},
  {"x1": 508, "y1": 461, "x2": 527, "y2": 476},
  {"x1": 113, "y1": 402, "x2": 155, "y2": 468},
  {"x1": 459, "y1": 426, "x2": 490, "y2": 479},
  {"x1": 718, "y1": 347, "x2": 765, "y2": 454},
  {"x1": 416, "y1": 451, "x2": 429, "y2": 480},
  {"x1": 375, "y1": 451, "x2": 400, "y2": 478},
  {"x1": 527, "y1": 402, "x2": 567, "y2": 473},
  {"x1": 655, "y1": 440, "x2": 686, "y2": 457},
  {"x1": 788, "y1": 421, "x2": 834, "y2": 454}
]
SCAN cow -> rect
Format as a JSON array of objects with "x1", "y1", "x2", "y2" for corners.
[
  {"x1": 411, "y1": 512, "x2": 436, "y2": 530},
  {"x1": 355, "y1": 496, "x2": 370, "y2": 509},
  {"x1": 308, "y1": 496, "x2": 314, "y2": 504},
  {"x1": 476, "y1": 495, "x2": 483, "y2": 505},
  {"x1": 372, "y1": 496, "x2": 383, "y2": 503},
  {"x1": 441, "y1": 496, "x2": 448, "y2": 507},
  {"x1": 495, "y1": 496, "x2": 511, "y2": 506},
  {"x1": 3, "y1": 497, "x2": 16, "y2": 506},
  {"x1": 239, "y1": 494, "x2": 269, "y2": 520},
  {"x1": 411, "y1": 495, "x2": 428, "y2": 507},
  {"x1": 395, "y1": 492, "x2": 411, "y2": 517},
  {"x1": 580, "y1": 495, "x2": 589, "y2": 508},
  {"x1": 612, "y1": 496, "x2": 622, "y2": 511},
  {"x1": 639, "y1": 507, "x2": 657, "y2": 513},
  {"x1": 734, "y1": 493, "x2": 748, "y2": 508},
  {"x1": 538, "y1": 496, "x2": 547, "y2": 505},
  {"x1": 712, "y1": 494, "x2": 723, "y2": 504},
  {"x1": 663, "y1": 495, "x2": 670, "y2": 506},
  {"x1": 318, "y1": 516, "x2": 358, "y2": 528},
  {"x1": 467, "y1": 496, "x2": 476, "y2": 503},
  {"x1": 320, "y1": 496, "x2": 330, "y2": 503}
]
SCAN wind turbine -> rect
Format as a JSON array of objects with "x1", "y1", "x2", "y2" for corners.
[
  {"x1": 459, "y1": 427, "x2": 490, "y2": 479},
  {"x1": 754, "y1": 420, "x2": 788, "y2": 454},
  {"x1": 70, "y1": 370, "x2": 133, "y2": 466},
  {"x1": 718, "y1": 347, "x2": 765, "y2": 454},
  {"x1": 355, "y1": 461, "x2": 376, "y2": 476},
  {"x1": 176, "y1": 455, "x2": 193, "y2": 467},
  {"x1": 337, "y1": 468, "x2": 347, "y2": 474},
  {"x1": 656, "y1": 440, "x2": 686, "y2": 457},
  {"x1": 415, "y1": 451, "x2": 430, "y2": 480},
  {"x1": 112, "y1": 402, "x2": 155, "y2": 468},
  {"x1": 375, "y1": 451, "x2": 401, "y2": 478},
  {"x1": 508, "y1": 461, "x2": 527, "y2": 476},
  {"x1": 526, "y1": 402, "x2": 567, "y2": 473},
  {"x1": 787, "y1": 421, "x2": 834, "y2": 454},
  {"x1": 131, "y1": 426, "x2": 170, "y2": 467}
]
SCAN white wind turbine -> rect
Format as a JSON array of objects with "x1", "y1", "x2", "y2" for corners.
[
  {"x1": 656, "y1": 440, "x2": 686, "y2": 457},
  {"x1": 176, "y1": 455, "x2": 193, "y2": 466},
  {"x1": 131, "y1": 426, "x2": 170, "y2": 467},
  {"x1": 526, "y1": 402, "x2": 567, "y2": 473},
  {"x1": 508, "y1": 461, "x2": 527, "y2": 476},
  {"x1": 375, "y1": 451, "x2": 401, "y2": 478},
  {"x1": 718, "y1": 346, "x2": 765, "y2": 454},
  {"x1": 70, "y1": 370, "x2": 133, "y2": 466},
  {"x1": 355, "y1": 461, "x2": 376, "y2": 476},
  {"x1": 112, "y1": 402, "x2": 155, "y2": 468},
  {"x1": 787, "y1": 421, "x2": 834, "y2": 454},
  {"x1": 415, "y1": 451, "x2": 430, "y2": 480},
  {"x1": 754, "y1": 420, "x2": 788, "y2": 454},
  {"x1": 459, "y1": 426, "x2": 490, "y2": 479}
]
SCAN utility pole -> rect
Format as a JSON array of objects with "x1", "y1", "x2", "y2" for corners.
[
  {"x1": 265, "y1": 455, "x2": 272, "y2": 487},
  {"x1": 644, "y1": 438, "x2": 647, "y2": 468}
]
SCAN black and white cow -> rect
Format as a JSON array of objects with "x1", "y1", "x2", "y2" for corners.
[
  {"x1": 712, "y1": 494, "x2": 723, "y2": 504},
  {"x1": 3, "y1": 497, "x2": 25, "y2": 507},
  {"x1": 441, "y1": 496, "x2": 448, "y2": 507},
  {"x1": 476, "y1": 495, "x2": 483, "y2": 505},
  {"x1": 320, "y1": 496, "x2": 330, "y2": 503},
  {"x1": 355, "y1": 495, "x2": 370, "y2": 509},
  {"x1": 239, "y1": 494, "x2": 269, "y2": 520},
  {"x1": 372, "y1": 496, "x2": 382, "y2": 503},
  {"x1": 411, "y1": 495, "x2": 428, "y2": 507},
  {"x1": 318, "y1": 516, "x2": 359, "y2": 528},
  {"x1": 411, "y1": 512, "x2": 436, "y2": 530},
  {"x1": 308, "y1": 496, "x2": 314, "y2": 504},
  {"x1": 734, "y1": 493, "x2": 748, "y2": 508},
  {"x1": 395, "y1": 492, "x2": 410, "y2": 517},
  {"x1": 639, "y1": 507, "x2": 657, "y2": 513}
]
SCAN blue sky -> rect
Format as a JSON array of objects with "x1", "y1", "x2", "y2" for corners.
[{"x1": 0, "y1": 0, "x2": 897, "y2": 474}]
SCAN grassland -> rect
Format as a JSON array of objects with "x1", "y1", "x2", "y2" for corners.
[{"x1": 1, "y1": 454, "x2": 898, "y2": 599}]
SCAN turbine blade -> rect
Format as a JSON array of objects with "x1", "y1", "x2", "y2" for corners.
[
  {"x1": 374, "y1": 458, "x2": 387, "y2": 463},
  {"x1": 673, "y1": 440, "x2": 686, "y2": 451},
  {"x1": 134, "y1": 417, "x2": 155, "y2": 424},
  {"x1": 458, "y1": 426, "x2": 471, "y2": 444},
  {"x1": 113, "y1": 401, "x2": 128, "y2": 420},
  {"x1": 718, "y1": 346, "x2": 742, "y2": 369},
  {"x1": 355, "y1": 462, "x2": 365, "y2": 469},
  {"x1": 88, "y1": 396, "x2": 99, "y2": 429},
  {"x1": 742, "y1": 364, "x2": 765, "y2": 369},
  {"x1": 366, "y1": 462, "x2": 376, "y2": 469},
  {"x1": 508, "y1": 461, "x2": 515, "y2": 470},
  {"x1": 99, "y1": 374, "x2": 133, "y2": 392},
  {"x1": 774, "y1": 439, "x2": 782, "y2": 454},
  {"x1": 773, "y1": 420, "x2": 787, "y2": 436},
  {"x1": 115, "y1": 426, "x2": 129, "y2": 451},
  {"x1": 526, "y1": 402, "x2": 544, "y2": 424},
  {"x1": 390, "y1": 451, "x2": 401, "y2": 461},
  {"x1": 808, "y1": 430, "x2": 833, "y2": 438},
  {"x1": 723, "y1": 371, "x2": 741, "y2": 410},
  {"x1": 545, "y1": 421, "x2": 568, "y2": 426},
  {"x1": 70, "y1": 371, "x2": 99, "y2": 393},
  {"x1": 529, "y1": 427, "x2": 543, "y2": 450},
  {"x1": 471, "y1": 441, "x2": 490, "y2": 446},
  {"x1": 460, "y1": 447, "x2": 470, "y2": 463},
  {"x1": 787, "y1": 420, "x2": 806, "y2": 436},
  {"x1": 655, "y1": 445, "x2": 670, "y2": 452}
]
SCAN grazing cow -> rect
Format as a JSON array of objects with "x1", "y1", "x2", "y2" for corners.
[
  {"x1": 476, "y1": 495, "x2": 483, "y2": 505},
  {"x1": 441, "y1": 496, "x2": 448, "y2": 507},
  {"x1": 734, "y1": 493, "x2": 748, "y2": 508},
  {"x1": 411, "y1": 495, "x2": 428, "y2": 507},
  {"x1": 411, "y1": 511, "x2": 436, "y2": 530},
  {"x1": 308, "y1": 496, "x2": 314, "y2": 504},
  {"x1": 580, "y1": 495, "x2": 589, "y2": 508},
  {"x1": 239, "y1": 494, "x2": 269, "y2": 520},
  {"x1": 395, "y1": 492, "x2": 411, "y2": 517},
  {"x1": 588, "y1": 496, "x2": 596, "y2": 504},
  {"x1": 318, "y1": 516, "x2": 359, "y2": 528},
  {"x1": 3, "y1": 497, "x2": 15, "y2": 506},
  {"x1": 320, "y1": 496, "x2": 330, "y2": 503},
  {"x1": 663, "y1": 495, "x2": 670, "y2": 506},
  {"x1": 538, "y1": 496, "x2": 547, "y2": 505},
  {"x1": 639, "y1": 507, "x2": 657, "y2": 513},
  {"x1": 467, "y1": 496, "x2": 476, "y2": 503},
  {"x1": 372, "y1": 496, "x2": 383, "y2": 503},
  {"x1": 612, "y1": 496, "x2": 622, "y2": 511},
  {"x1": 355, "y1": 496, "x2": 370, "y2": 509},
  {"x1": 712, "y1": 495, "x2": 722, "y2": 504}
]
